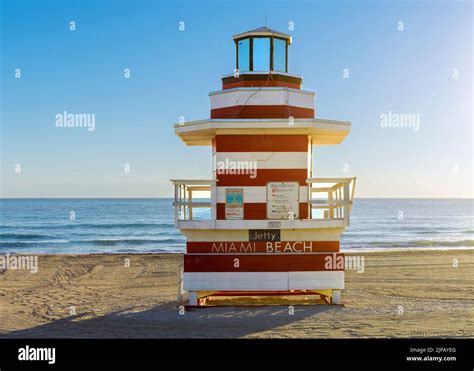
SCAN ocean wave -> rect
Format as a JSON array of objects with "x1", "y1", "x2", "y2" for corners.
[
  {"x1": 363, "y1": 240, "x2": 474, "y2": 248},
  {"x1": 114, "y1": 247, "x2": 179, "y2": 253},
  {"x1": 414, "y1": 230, "x2": 441, "y2": 235},
  {"x1": 0, "y1": 240, "x2": 70, "y2": 247},
  {"x1": 0, "y1": 222, "x2": 175, "y2": 230},
  {"x1": 0, "y1": 233, "x2": 56, "y2": 240},
  {"x1": 412, "y1": 240, "x2": 474, "y2": 247},
  {"x1": 76, "y1": 222, "x2": 175, "y2": 229},
  {"x1": 85, "y1": 238, "x2": 183, "y2": 246}
]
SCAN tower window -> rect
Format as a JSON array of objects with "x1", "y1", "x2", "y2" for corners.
[
  {"x1": 273, "y1": 38, "x2": 287, "y2": 72},
  {"x1": 252, "y1": 37, "x2": 270, "y2": 71},
  {"x1": 235, "y1": 33, "x2": 289, "y2": 73},
  {"x1": 237, "y1": 38, "x2": 250, "y2": 72}
]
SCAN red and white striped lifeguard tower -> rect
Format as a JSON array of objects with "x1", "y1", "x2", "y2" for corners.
[{"x1": 172, "y1": 26, "x2": 356, "y2": 306}]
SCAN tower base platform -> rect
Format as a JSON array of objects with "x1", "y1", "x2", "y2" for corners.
[{"x1": 179, "y1": 289, "x2": 342, "y2": 307}]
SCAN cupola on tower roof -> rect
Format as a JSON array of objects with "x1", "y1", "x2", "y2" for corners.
[
  {"x1": 233, "y1": 26, "x2": 292, "y2": 73},
  {"x1": 174, "y1": 25, "x2": 352, "y2": 145}
]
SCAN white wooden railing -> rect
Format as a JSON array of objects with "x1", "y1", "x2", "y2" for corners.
[
  {"x1": 171, "y1": 179, "x2": 216, "y2": 226},
  {"x1": 306, "y1": 177, "x2": 356, "y2": 226},
  {"x1": 171, "y1": 177, "x2": 356, "y2": 227}
]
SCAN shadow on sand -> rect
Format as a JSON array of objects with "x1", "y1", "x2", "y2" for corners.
[{"x1": 3, "y1": 301, "x2": 343, "y2": 338}]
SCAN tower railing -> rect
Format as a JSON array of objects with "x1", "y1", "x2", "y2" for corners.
[
  {"x1": 171, "y1": 177, "x2": 356, "y2": 228},
  {"x1": 171, "y1": 179, "x2": 217, "y2": 227},
  {"x1": 306, "y1": 177, "x2": 356, "y2": 226}
]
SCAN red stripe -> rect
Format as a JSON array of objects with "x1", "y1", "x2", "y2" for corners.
[
  {"x1": 211, "y1": 105, "x2": 314, "y2": 119},
  {"x1": 222, "y1": 80, "x2": 301, "y2": 90},
  {"x1": 186, "y1": 241, "x2": 340, "y2": 253},
  {"x1": 183, "y1": 253, "x2": 345, "y2": 272},
  {"x1": 217, "y1": 202, "x2": 309, "y2": 220},
  {"x1": 216, "y1": 169, "x2": 308, "y2": 186},
  {"x1": 221, "y1": 73, "x2": 302, "y2": 87},
  {"x1": 214, "y1": 135, "x2": 309, "y2": 152}
]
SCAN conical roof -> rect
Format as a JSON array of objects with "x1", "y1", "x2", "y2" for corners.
[{"x1": 233, "y1": 26, "x2": 292, "y2": 43}]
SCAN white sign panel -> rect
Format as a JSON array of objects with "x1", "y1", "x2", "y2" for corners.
[{"x1": 266, "y1": 182, "x2": 299, "y2": 220}]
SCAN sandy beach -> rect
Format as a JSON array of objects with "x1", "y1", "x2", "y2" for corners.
[{"x1": 0, "y1": 250, "x2": 473, "y2": 338}]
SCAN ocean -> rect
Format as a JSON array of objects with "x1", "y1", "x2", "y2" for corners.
[{"x1": 0, "y1": 198, "x2": 472, "y2": 254}]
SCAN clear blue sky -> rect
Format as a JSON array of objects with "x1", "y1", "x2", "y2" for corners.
[{"x1": 1, "y1": 0, "x2": 472, "y2": 198}]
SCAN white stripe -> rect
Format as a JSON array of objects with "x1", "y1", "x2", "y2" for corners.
[
  {"x1": 184, "y1": 272, "x2": 288, "y2": 291},
  {"x1": 216, "y1": 186, "x2": 308, "y2": 203},
  {"x1": 280, "y1": 229, "x2": 343, "y2": 242},
  {"x1": 214, "y1": 152, "x2": 308, "y2": 169},
  {"x1": 210, "y1": 89, "x2": 315, "y2": 110},
  {"x1": 289, "y1": 271, "x2": 344, "y2": 290},
  {"x1": 183, "y1": 271, "x2": 344, "y2": 291},
  {"x1": 179, "y1": 219, "x2": 346, "y2": 230},
  {"x1": 182, "y1": 228, "x2": 343, "y2": 242}
]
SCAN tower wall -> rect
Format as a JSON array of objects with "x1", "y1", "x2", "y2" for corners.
[
  {"x1": 213, "y1": 134, "x2": 312, "y2": 220},
  {"x1": 210, "y1": 87, "x2": 315, "y2": 119},
  {"x1": 174, "y1": 27, "x2": 353, "y2": 305}
]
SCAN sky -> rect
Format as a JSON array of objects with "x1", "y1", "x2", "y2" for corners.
[{"x1": 1, "y1": 0, "x2": 472, "y2": 198}]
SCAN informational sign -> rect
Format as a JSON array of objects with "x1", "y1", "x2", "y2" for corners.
[
  {"x1": 266, "y1": 182, "x2": 299, "y2": 220},
  {"x1": 267, "y1": 221, "x2": 281, "y2": 228},
  {"x1": 249, "y1": 229, "x2": 281, "y2": 242},
  {"x1": 225, "y1": 188, "x2": 244, "y2": 220}
]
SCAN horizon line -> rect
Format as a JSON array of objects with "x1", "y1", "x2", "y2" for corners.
[{"x1": 1, "y1": 197, "x2": 473, "y2": 200}]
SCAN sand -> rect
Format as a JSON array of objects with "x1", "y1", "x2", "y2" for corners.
[{"x1": 0, "y1": 250, "x2": 473, "y2": 338}]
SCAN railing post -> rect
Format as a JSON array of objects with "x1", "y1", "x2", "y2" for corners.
[
  {"x1": 307, "y1": 182, "x2": 311, "y2": 219},
  {"x1": 328, "y1": 190, "x2": 334, "y2": 219},
  {"x1": 350, "y1": 177, "x2": 357, "y2": 213},
  {"x1": 174, "y1": 183, "x2": 179, "y2": 227},
  {"x1": 188, "y1": 187, "x2": 193, "y2": 220},
  {"x1": 210, "y1": 183, "x2": 216, "y2": 228},
  {"x1": 182, "y1": 185, "x2": 187, "y2": 220},
  {"x1": 337, "y1": 187, "x2": 342, "y2": 218},
  {"x1": 343, "y1": 183, "x2": 350, "y2": 226}
]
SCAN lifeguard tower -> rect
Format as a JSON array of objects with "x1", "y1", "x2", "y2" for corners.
[{"x1": 172, "y1": 26, "x2": 356, "y2": 306}]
